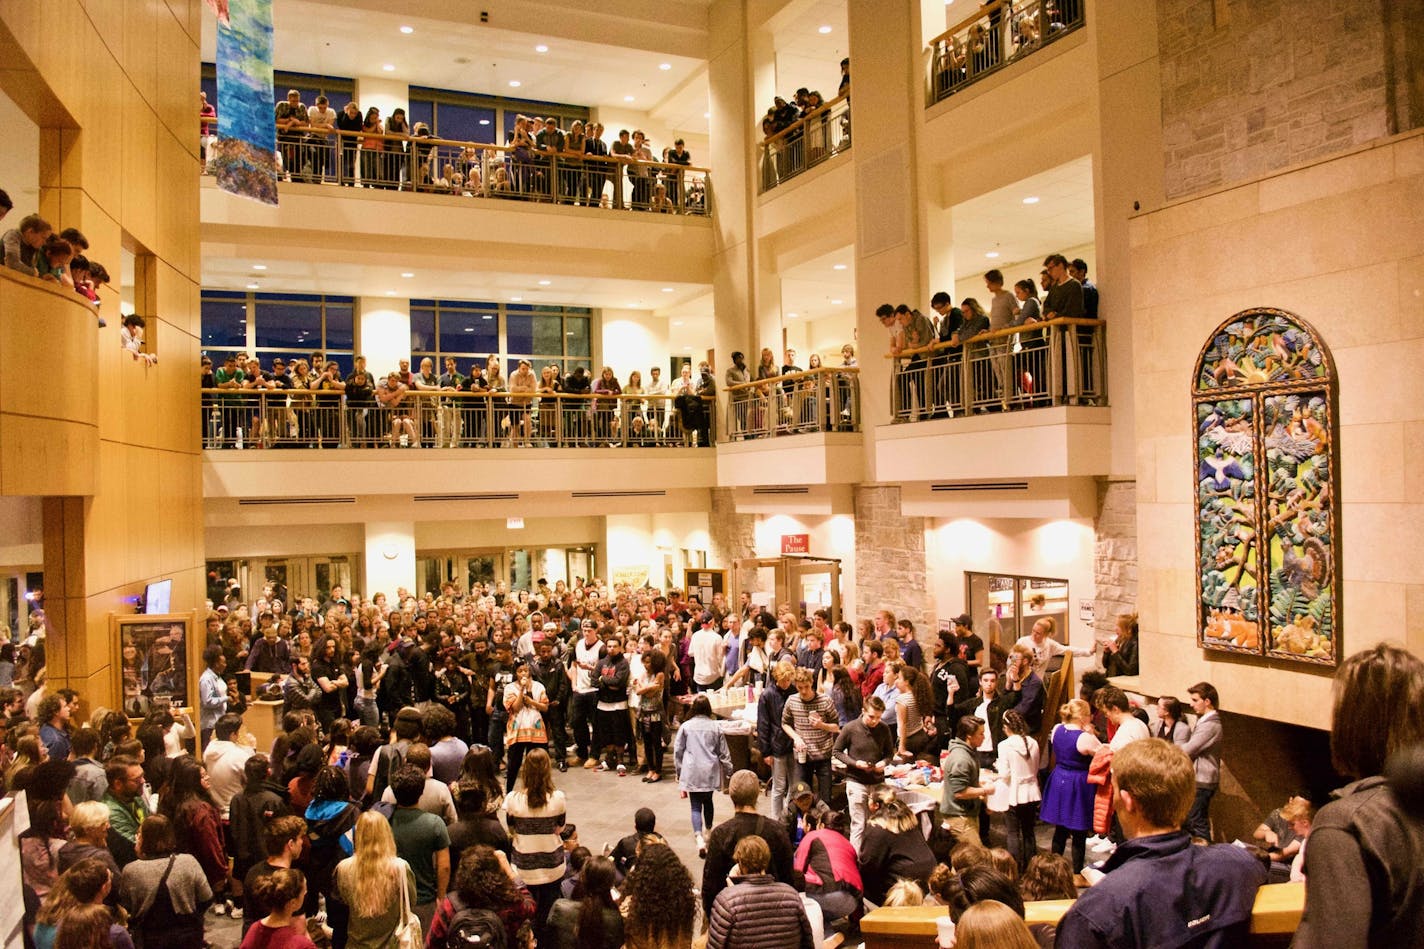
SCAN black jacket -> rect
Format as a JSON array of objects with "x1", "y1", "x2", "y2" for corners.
[
  {"x1": 701, "y1": 812, "x2": 803, "y2": 918},
  {"x1": 229, "y1": 783, "x2": 290, "y2": 866}
]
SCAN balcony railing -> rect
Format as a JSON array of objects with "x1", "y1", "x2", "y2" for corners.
[
  {"x1": 726, "y1": 367, "x2": 860, "y2": 440},
  {"x1": 887, "y1": 318, "x2": 1105, "y2": 422},
  {"x1": 203, "y1": 120, "x2": 711, "y2": 215},
  {"x1": 928, "y1": 0, "x2": 1086, "y2": 105},
  {"x1": 200, "y1": 389, "x2": 716, "y2": 449},
  {"x1": 757, "y1": 93, "x2": 851, "y2": 194}
]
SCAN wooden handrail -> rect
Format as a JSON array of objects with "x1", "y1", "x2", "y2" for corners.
[
  {"x1": 205, "y1": 117, "x2": 712, "y2": 175},
  {"x1": 927, "y1": 0, "x2": 1013, "y2": 51},
  {"x1": 725, "y1": 365, "x2": 860, "y2": 393},
  {"x1": 200, "y1": 388, "x2": 711, "y2": 402},
  {"x1": 761, "y1": 91, "x2": 850, "y2": 147},
  {"x1": 882, "y1": 316, "x2": 1106, "y2": 359}
]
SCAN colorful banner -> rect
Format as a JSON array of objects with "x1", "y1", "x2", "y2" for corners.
[
  {"x1": 212, "y1": 0, "x2": 277, "y2": 205},
  {"x1": 204, "y1": 0, "x2": 230, "y2": 25}
]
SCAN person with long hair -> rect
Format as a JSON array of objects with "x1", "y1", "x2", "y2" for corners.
[
  {"x1": 636, "y1": 646, "x2": 668, "y2": 782},
  {"x1": 621, "y1": 841, "x2": 697, "y2": 949},
  {"x1": 452, "y1": 744, "x2": 503, "y2": 816},
  {"x1": 120, "y1": 815, "x2": 211, "y2": 949},
  {"x1": 504, "y1": 748, "x2": 566, "y2": 943},
  {"x1": 858, "y1": 788, "x2": 936, "y2": 906},
  {"x1": 1038, "y1": 698, "x2": 1100, "y2": 871},
  {"x1": 1018, "y1": 851, "x2": 1077, "y2": 901},
  {"x1": 426, "y1": 845, "x2": 536, "y2": 949},
  {"x1": 334, "y1": 812, "x2": 417, "y2": 949},
  {"x1": 304, "y1": 766, "x2": 360, "y2": 937},
  {"x1": 954, "y1": 899, "x2": 1039, "y2": 949},
  {"x1": 895, "y1": 665, "x2": 935, "y2": 761},
  {"x1": 546, "y1": 854, "x2": 623, "y2": 949},
  {"x1": 32, "y1": 859, "x2": 124, "y2": 949},
  {"x1": 52, "y1": 903, "x2": 123, "y2": 949},
  {"x1": 1153, "y1": 695, "x2": 1191, "y2": 746},
  {"x1": 240, "y1": 867, "x2": 317, "y2": 949},
  {"x1": 1296, "y1": 644, "x2": 1424, "y2": 947},
  {"x1": 993, "y1": 709, "x2": 1042, "y2": 872},
  {"x1": 674, "y1": 693, "x2": 733, "y2": 857},
  {"x1": 158, "y1": 755, "x2": 231, "y2": 909},
  {"x1": 829, "y1": 664, "x2": 862, "y2": 725}
]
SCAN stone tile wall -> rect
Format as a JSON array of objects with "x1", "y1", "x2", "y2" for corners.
[
  {"x1": 853, "y1": 485, "x2": 934, "y2": 638},
  {"x1": 708, "y1": 487, "x2": 758, "y2": 596},
  {"x1": 1094, "y1": 479, "x2": 1139, "y2": 639}
]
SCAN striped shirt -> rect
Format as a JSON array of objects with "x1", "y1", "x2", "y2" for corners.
[
  {"x1": 504, "y1": 788, "x2": 567, "y2": 885},
  {"x1": 782, "y1": 691, "x2": 838, "y2": 760}
]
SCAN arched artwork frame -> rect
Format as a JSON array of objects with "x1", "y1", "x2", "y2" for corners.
[{"x1": 1192, "y1": 307, "x2": 1339, "y2": 666}]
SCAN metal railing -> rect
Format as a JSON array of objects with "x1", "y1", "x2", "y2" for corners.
[
  {"x1": 757, "y1": 93, "x2": 851, "y2": 194},
  {"x1": 928, "y1": 0, "x2": 1085, "y2": 105},
  {"x1": 726, "y1": 367, "x2": 860, "y2": 439},
  {"x1": 203, "y1": 120, "x2": 711, "y2": 216},
  {"x1": 200, "y1": 389, "x2": 717, "y2": 449},
  {"x1": 887, "y1": 318, "x2": 1105, "y2": 422}
]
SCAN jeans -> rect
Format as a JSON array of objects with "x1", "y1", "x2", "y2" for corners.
[
  {"x1": 353, "y1": 697, "x2": 380, "y2": 728},
  {"x1": 569, "y1": 691, "x2": 598, "y2": 760},
  {"x1": 693, "y1": 677, "x2": 724, "y2": 693},
  {"x1": 488, "y1": 715, "x2": 508, "y2": 770},
  {"x1": 768, "y1": 753, "x2": 795, "y2": 819},
  {"x1": 799, "y1": 756, "x2": 833, "y2": 805},
  {"x1": 1185, "y1": 785, "x2": 1216, "y2": 840},
  {"x1": 844, "y1": 779, "x2": 880, "y2": 852},
  {"x1": 689, "y1": 790, "x2": 714, "y2": 834}
]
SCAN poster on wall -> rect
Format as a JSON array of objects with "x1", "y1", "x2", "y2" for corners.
[
  {"x1": 611, "y1": 566, "x2": 649, "y2": 589},
  {"x1": 112, "y1": 614, "x2": 195, "y2": 718},
  {"x1": 212, "y1": 0, "x2": 278, "y2": 205},
  {"x1": 1192, "y1": 308, "x2": 1338, "y2": 665}
]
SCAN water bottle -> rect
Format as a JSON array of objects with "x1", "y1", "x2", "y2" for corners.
[{"x1": 235, "y1": 427, "x2": 244, "y2": 450}]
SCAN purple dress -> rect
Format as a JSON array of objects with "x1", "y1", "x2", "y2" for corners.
[{"x1": 1040, "y1": 725, "x2": 1095, "y2": 832}]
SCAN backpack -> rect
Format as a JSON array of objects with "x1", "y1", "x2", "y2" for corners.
[
  {"x1": 369, "y1": 741, "x2": 407, "y2": 802},
  {"x1": 444, "y1": 895, "x2": 507, "y2": 949}
]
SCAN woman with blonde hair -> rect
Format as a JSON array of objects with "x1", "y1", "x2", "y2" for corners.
[
  {"x1": 333, "y1": 811, "x2": 417, "y2": 949},
  {"x1": 953, "y1": 899, "x2": 1039, "y2": 949},
  {"x1": 1038, "y1": 698, "x2": 1100, "y2": 871}
]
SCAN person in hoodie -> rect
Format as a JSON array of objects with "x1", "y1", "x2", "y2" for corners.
[
  {"x1": 305, "y1": 765, "x2": 361, "y2": 944},
  {"x1": 230, "y1": 754, "x2": 291, "y2": 887}
]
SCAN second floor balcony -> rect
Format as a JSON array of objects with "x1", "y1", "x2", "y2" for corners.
[
  {"x1": 757, "y1": 94, "x2": 851, "y2": 194},
  {"x1": 725, "y1": 367, "x2": 860, "y2": 439},
  {"x1": 927, "y1": 0, "x2": 1086, "y2": 105}
]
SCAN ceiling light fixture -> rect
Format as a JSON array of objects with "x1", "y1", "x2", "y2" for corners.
[
  {"x1": 400, "y1": 272, "x2": 414, "y2": 278},
  {"x1": 623, "y1": 95, "x2": 635, "y2": 102},
  {"x1": 683, "y1": 345, "x2": 693, "y2": 351},
  {"x1": 482, "y1": 314, "x2": 493, "y2": 320},
  {"x1": 703, "y1": 111, "x2": 711, "y2": 119},
  {"x1": 251, "y1": 264, "x2": 266, "y2": 270},
  {"x1": 246, "y1": 283, "x2": 259, "y2": 289},
  {"x1": 985, "y1": 252, "x2": 1000, "y2": 258},
  {"x1": 464, "y1": 327, "x2": 474, "y2": 332},
  {"x1": 508, "y1": 80, "x2": 521, "y2": 88},
  {"x1": 830, "y1": 298, "x2": 843, "y2": 305},
  {"x1": 386, "y1": 290, "x2": 396, "y2": 295},
  {"x1": 1022, "y1": 196, "x2": 1040, "y2": 204},
  {"x1": 479, "y1": 119, "x2": 490, "y2": 125},
  {"x1": 673, "y1": 320, "x2": 684, "y2": 326},
  {"x1": 661, "y1": 287, "x2": 674, "y2": 293},
  {"x1": 399, "y1": 25, "x2": 414, "y2": 34},
  {"x1": 787, "y1": 312, "x2": 799, "y2": 319},
  {"x1": 818, "y1": 25, "x2": 833, "y2": 33},
  {"x1": 382, "y1": 64, "x2": 395, "y2": 72},
  {"x1": 537, "y1": 279, "x2": 551, "y2": 286},
  {"x1": 535, "y1": 44, "x2": 549, "y2": 53},
  {"x1": 659, "y1": 63, "x2": 672, "y2": 71},
  {"x1": 510, "y1": 295, "x2": 523, "y2": 302},
  {"x1": 832, "y1": 263, "x2": 847, "y2": 271}
]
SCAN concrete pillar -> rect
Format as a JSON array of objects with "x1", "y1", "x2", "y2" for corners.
[
  {"x1": 358, "y1": 297, "x2": 411, "y2": 374},
  {"x1": 364, "y1": 522, "x2": 416, "y2": 602}
]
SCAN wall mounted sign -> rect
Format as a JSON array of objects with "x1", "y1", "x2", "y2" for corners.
[
  {"x1": 1192, "y1": 308, "x2": 1338, "y2": 665},
  {"x1": 781, "y1": 533, "x2": 810, "y2": 554}
]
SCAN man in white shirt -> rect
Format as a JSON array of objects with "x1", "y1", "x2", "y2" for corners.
[
  {"x1": 690, "y1": 611, "x2": 727, "y2": 692},
  {"x1": 380, "y1": 742, "x2": 458, "y2": 824},
  {"x1": 1014, "y1": 616, "x2": 1098, "y2": 679},
  {"x1": 203, "y1": 713, "x2": 255, "y2": 818},
  {"x1": 305, "y1": 94, "x2": 337, "y2": 181},
  {"x1": 1100, "y1": 686, "x2": 1150, "y2": 750},
  {"x1": 570, "y1": 620, "x2": 604, "y2": 767}
]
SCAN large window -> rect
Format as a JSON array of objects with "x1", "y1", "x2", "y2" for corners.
[
  {"x1": 201, "y1": 291, "x2": 355, "y2": 370},
  {"x1": 200, "y1": 66, "x2": 354, "y2": 116},
  {"x1": 410, "y1": 86, "x2": 589, "y2": 146},
  {"x1": 410, "y1": 300, "x2": 592, "y2": 376}
]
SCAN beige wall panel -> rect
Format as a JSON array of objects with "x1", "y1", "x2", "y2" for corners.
[
  {"x1": 1405, "y1": 421, "x2": 1424, "y2": 500},
  {"x1": 0, "y1": 415, "x2": 97, "y2": 496},
  {"x1": 1407, "y1": 584, "x2": 1424, "y2": 656},
  {"x1": 79, "y1": 659, "x2": 116, "y2": 714},
  {"x1": 76, "y1": 64, "x2": 125, "y2": 220},
  {"x1": 1337, "y1": 340, "x2": 1424, "y2": 427},
  {"x1": 0, "y1": 274, "x2": 98, "y2": 422},
  {"x1": 79, "y1": 0, "x2": 128, "y2": 65},
  {"x1": 154, "y1": 6, "x2": 196, "y2": 153},
  {"x1": 1338, "y1": 423, "x2": 1404, "y2": 503},
  {"x1": 120, "y1": 83, "x2": 159, "y2": 251},
  {"x1": 156, "y1": 134, "x2": 197, "y2": 276},
  {"x1": 157, "y1": 258, "x2": 199, "y2": 341},
  {"x1": 158, "y1": 450, "x2": 201, "y2": 573},
  {"x1": 121, "y1": 0, "x2": 159, "y2": 112},
  {"x1": 1402, "y1": 254, "x2": 1424, "y2": 339},
  {"x1": 85, "y1": 440, "x2": 126, "y2": 592}
]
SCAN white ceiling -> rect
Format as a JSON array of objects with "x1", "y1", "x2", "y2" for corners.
[
  {"x1": 769, "y1": 0, "x2": 849, "y2": 100},
  {"x1": 949, "y1": 155, "x2": 1096, "y2": 267},
  {"x1": 202, "y1": 0, "x2": 712, "y2": 135},
  {"x1": 779, "y1": 245, "x2": 855, "y2": 326}
]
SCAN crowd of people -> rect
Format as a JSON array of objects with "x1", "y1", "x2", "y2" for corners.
[
  {"x1": 759, "y1": 60, "x2": 852, "y2": 189},
  {"x1": 206, "y1": 90, "x2": 707, "y2": 213},
  {"x1": 6, "y1": 568, "x2": 1417, "y2": 949},
  {"x1": 201, "y1": 355, "x2": 720, "y2": 449},
  {"x1": 882, "y1": 254, "x2": 1101, "y2": 417}
]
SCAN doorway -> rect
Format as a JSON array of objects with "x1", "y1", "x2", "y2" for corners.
[{"x1": 964, "y1": 571, "x2": 1069, "y2": 652}]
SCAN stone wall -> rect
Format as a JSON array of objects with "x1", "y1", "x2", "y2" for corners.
[
  {"x1": 708, "y1": 487, "x2": 757, "y2": 595},
  {"x1": 1093, "y1": 479, "x2": 1139, "y2": 639},
  {"x1": 854, "y1": 485, "x2": 934, "y2": 637},
  {"x1": 1158, "y1": 0, "x2": 1396, "y2": 199}
]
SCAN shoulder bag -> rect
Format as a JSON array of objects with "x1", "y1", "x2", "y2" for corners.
[{"x1": 392, "y1": 858, "x2": 423, "y2": 949}]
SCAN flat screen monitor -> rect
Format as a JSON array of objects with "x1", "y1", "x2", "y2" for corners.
[{"x1": 144, "y1": 578, "x2": 172, "y2": 615}]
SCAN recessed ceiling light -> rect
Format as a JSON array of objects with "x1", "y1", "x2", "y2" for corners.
[
  {"x1": 246, "y1": 283, "x2": 259, "y2": 289},
  {"x1": 1022, "y1": 196, "x2": 1040, "y2": 204},
  {"x1": 508, "y1": 80, "x2": 521, "y2": 88},
  {"x1": 672, "y1": 320, "x2": 684, "y2": 326},
  {"x1": 400, "y1": 272, "x2": 414, "y2": 278},
  {"x1": 399, "y1": 25, "x2": 414, "y2": 34},
  {"x1": 623, "y1": 95, "x2": 635, "y2": 102},
  {"x1": 703, "y1": 111, "x2": 711, "y2": 119},
  {"x1": 661, "y1": 287, "x2": 675, "y2": 293},
  {"x1": 251, "y1": 264, "x2": 266, "y2": 270},
  {"x1": 510, "y1": 295, "x2": 523, "y2": 302},
  {"x1": 628, "y1": 302, "x2": 641, "y2": 308},
  {"x1": 818, "y1": 25, "x2": 832, "y2": 33},
  {"x1": 382, "y1": 64, "x2": 395, "y2": 72},
  {"x1": 659, "y1": 63, "x2": 672, "y2": 71},
  {"x1": 386, "y1": 290, "x2": 396, "y2": 295},
  {"x1": 566, "y1": 331, "x2": 575, "y2": 336},
  {"x1": 787, "y1": 312, "x2": 799, "y2": 319},
  {"x1": 832, "y1": 263, "x2": 847, "y2": 271},
  {"x1": 985, "y1": 252, "x2": 1000, "y2": 259},
  {"x1": 535, "y1": 44, "x2": 549, "y2": 53},
  {"x1": 830, "y1": 299, "x2": 843, "y2": 305},
  {"x1": 683, "y1": 346, "x2": 693, "y2": 351},
  {"x1": 537, "y1": 279, "x2": 551, "y2": 286}
]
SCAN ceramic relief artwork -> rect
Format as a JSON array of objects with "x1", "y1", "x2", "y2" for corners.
[{"x1": 1192, "y1": 308, "x2": 1338, "y2": 666}]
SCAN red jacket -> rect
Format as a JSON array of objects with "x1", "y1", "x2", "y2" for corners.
[
  {"x1": 1088, "y1": 745, "x2": 1115, "y2": 835},
  {"x1": 794, "y1": 828, "x2": 862, "y2": 895}
]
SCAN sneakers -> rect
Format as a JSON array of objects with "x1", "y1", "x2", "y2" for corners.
[
  {"x1": 584, "y1": 758, "x2": 599, "y2": 770},
  {"x1": 558, "y1": 758, "x2": 568, "y2": 772},
  {"x1": 212, "y1": 902, "x2": 226, "y2": 916},
  {"x1": 696, "y1": 832, "x2": 707, "y2": 858},
  {"x1": 616, "y1": 763, "x2": 627, "y2": 777},
  {"x1": 228, "y1": 901, "x2": 242, "y2": 920},
  {"x1": 598, "y1": 760, "x2": 611, "y2": 772}
]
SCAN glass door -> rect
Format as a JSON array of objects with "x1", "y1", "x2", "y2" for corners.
[
  {"x1": 1020, "y1": 578, "x2": 1069, "y2": 642},
  {"x1": 507, "y1": 549, "x2": 532, "y2": 592},
  {"x1": 566, "y1": 547, "x2": 594, "y2": 587},
  {"x1": 312, "y1": 556, "x2": 353, "y2": 605},
  {"x1": 263, "y1": 561, "x2": 293, "y2": 609},
  {"x1": 467, "y1": 555, "x2": 498, "y2": 592},
  {"x1": 965, "y1": 571, "x2": 1069, "y2": 651}
]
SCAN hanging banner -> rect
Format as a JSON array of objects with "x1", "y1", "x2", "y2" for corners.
[
  {"x1": 204, "y1": 0, "x2": 230, "y2": 24},
  {"x1": 212, "y1": 0, "x2": 277, "y2": 205}
]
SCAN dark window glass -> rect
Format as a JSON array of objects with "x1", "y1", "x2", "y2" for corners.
[
  {"x1": 409, "y1": 100, "x2": 434, "y2": 133},
  {"x1": 410, "y1": 307, "x2": 436, "y2": 353},
  {"x1": 436, "y1": 103, "x2": 496, "y2": 144},
  {"x1": 325, "y1": 304, "x2": 354, "y2": 350},
  {"x1": 506, "y1": 311, "x2": 534, "y2": 354},
  {"x1": 532, "y1": 313, "x2": 563, "y2": 355},
  {"x1": 201, "y1": 298, "x2": 247, "y2": 349},
  {"x1": 254, "y1": 302, "x2": 322, "y2": 350},
  {"x1": 440, "y1": 308, "x2": 499, "y2": 354},
  {"x1": 565, "y1": 316, "x2": 591, "y2": 357}
]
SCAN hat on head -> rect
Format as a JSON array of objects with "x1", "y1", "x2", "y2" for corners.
[
  {"x1": 952, "y1": 613, "x2": 973, "y2": 628},
  {"x1": 531, "y1": 631, "x2": 545, "y2": 643},
  {"x1": 792, "y1": 781, "x2": 814, "y2": 800}
]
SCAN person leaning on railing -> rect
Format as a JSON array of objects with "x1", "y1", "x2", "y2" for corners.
[{"x1": 336, "y1": 101, "x2": 363, "y2": 186}]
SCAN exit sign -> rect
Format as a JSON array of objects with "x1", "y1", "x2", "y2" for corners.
[{"x1": 781, "y1": 533, "x2": 810, "y2": 554}]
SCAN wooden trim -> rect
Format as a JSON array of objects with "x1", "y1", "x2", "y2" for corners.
[{"x1": 881, "y1": 317, "x2": 1106, "y2": 358}]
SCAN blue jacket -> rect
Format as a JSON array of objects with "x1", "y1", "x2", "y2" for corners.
[
  {"x1": 1056, "y1": 830, "x2": 1266, "y2": 949},
  {"x1": 756, "y1": 682, "x2": 794, "y2": 757},
  {"x1": 674, "y1": 716, "x2": 734, "y2": 793}
]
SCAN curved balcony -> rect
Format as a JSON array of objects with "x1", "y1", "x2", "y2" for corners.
[
  {"x1": 0, "y1": 270, "x2": 99, "y2": 496},
  {"x1": 725, "y1": 367, "x2": 860, "y2": 440},
  {"x1": 757, "y1": 93, "x2": 852, "y2": 194},
  {"x1": 927, "y1": 0, "x2": 1086, "y2": 105}
]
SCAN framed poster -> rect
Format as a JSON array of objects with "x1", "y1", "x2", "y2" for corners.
[
  {"x1": 1191, "y1": 308, "x2": 1338, "y2": 665},
  {"x1": 112, "y1": 613, "x2": 199, "y2": 718}
]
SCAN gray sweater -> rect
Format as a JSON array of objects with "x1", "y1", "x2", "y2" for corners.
[{"x1": 121, "y1": 853, "x2": 213, "y2": 916}]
